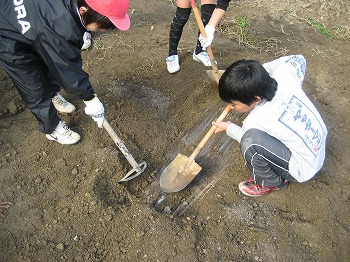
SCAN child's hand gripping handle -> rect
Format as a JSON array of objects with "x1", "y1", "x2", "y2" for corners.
[{"x1": 189, "y1": 104, "x2": 232, "y2": 160}]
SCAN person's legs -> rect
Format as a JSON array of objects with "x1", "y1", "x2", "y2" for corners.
[
  {"x1": 168, "y1": 1, "x2": 192, "y2": 57},
  {"x1": 0, "y1": 36, "x2": 80, "y2": 144},
  {"x1": 166, "y1": 1, "x2": 192, "y2": 73},
  {"x1": 43, "y1": 67, "x2": 61, "y2": 96},
  {"x1": 2, "y1": 63, "x2": 60, "y2": 133},
  {"x1": 0, "y1": 43, "x2": 60, "y2": 134},
  {"x1": 1, "y1": 61, "x2": 80, "y2": 144},
  {"x1": 239, "y1": 128, "x2": 296, "y2": 196},
  {"x1": 194, "y1": 2, "x2": 216, "y2": 54},
  {"x1": 192, "y1": 1, "x2": 216, "y2": 66},
  {"x1": 44, "y1": 68, "x2": 76, "y2": 113}
]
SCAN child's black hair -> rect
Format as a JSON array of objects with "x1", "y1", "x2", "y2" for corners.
[
  {"x1": 218, "y1": 59, "x2": 277, "y2": 105},
  {"x1": 77, "y1": 0, "x2": 115, "y2": 30}
]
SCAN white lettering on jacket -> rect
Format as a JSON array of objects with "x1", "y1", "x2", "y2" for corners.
[{"x1": 13, "y1": 0, "x2": 31, "y2": 34}]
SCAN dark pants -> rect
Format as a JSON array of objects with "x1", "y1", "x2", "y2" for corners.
[
  {"x1": 0, "y1": 35, "x2": 60, "y2": 134},
  {"x1": 240, "y1": 128, "x2": 296, "y2": 187}
]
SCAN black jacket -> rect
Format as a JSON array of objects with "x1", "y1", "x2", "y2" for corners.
[{"x1": 0, "y1": 0, "x2": 94, "y2": 100}]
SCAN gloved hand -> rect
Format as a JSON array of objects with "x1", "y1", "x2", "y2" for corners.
[
  {"x1": 84, "y1": 95, "x2": 104, "y2": 128},
  {"x1": 81, "y1": 32, "x2": 92, "y2": 50},
  {"x1": 199, "y1": 24, "x2": 216, "y2": 49}
]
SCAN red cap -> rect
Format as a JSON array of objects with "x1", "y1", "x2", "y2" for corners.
[{"x1": 85, "y1": 0, "x2": 130, "y2": 31}]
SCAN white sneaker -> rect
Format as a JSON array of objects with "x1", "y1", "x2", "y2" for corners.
[
  {"x1": 193, "y1": 51, "x2": 212, "y2": 67},
  {"x1": 46, "y1": 121, "x2": 81, "y2": 145},
  {"x1": 81, "y1": 32, "x2": 92, "y2": 50},
  {"x1": 166, "y1": 55, "x2": 180, "y2": 74},
  {"x1": 52, "y1": 93, "x2": 76, "y2": 113}
]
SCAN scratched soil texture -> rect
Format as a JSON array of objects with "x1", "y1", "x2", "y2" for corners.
[{"x1": 0, "y1": 0, "x2": 349, "y2": 261}]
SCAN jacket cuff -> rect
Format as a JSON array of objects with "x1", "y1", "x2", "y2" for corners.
[{"x1": 226, "y1": 123, "x2": 244, "y2": 143}]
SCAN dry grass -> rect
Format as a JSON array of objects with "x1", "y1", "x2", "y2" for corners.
[
  {"x1": 92, "y1": 33, "x2": 134, "y2": 52},
  {"x1": 217, "y1": 0, "x2": 349, "y2": 56},
  {"x1": 218, "y1": 16, "x2": 289, "y2": 57},
  {"x1": 330, "y1": 25, "x2": 350, "y2": 39}
]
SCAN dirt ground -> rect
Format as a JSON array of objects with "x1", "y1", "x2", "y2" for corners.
[{"x1": 1, "y1": 0, "x2": 350, "y2": 261}]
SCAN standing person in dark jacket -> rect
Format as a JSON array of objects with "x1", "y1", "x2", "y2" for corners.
[{"x1": 0, "y1": 0, "x2": 130, "y2": 145}]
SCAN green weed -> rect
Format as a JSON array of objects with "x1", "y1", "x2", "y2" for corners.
[
  {"x1": 219, "y1": 15, "x2": 254, "y2": 45},
  {"x1": 307, "y1": 17, "x2": 334, "y2": 38}
]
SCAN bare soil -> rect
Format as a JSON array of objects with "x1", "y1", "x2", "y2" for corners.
[{"x1": 1, "y1": 0, "x2": 350, "y2": 261}]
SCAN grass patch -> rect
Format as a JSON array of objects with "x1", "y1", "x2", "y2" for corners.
[
  {"x1": 307, "y1": 17, "x2": 334, "y2": 38},
  {"x1": 306, "y1": 17, "x2": 350, "y2": 39},
  {"x1": 219, "y1": 15, "x2": 253, "y2": 45},
  {"x1": 218, "y1": 15, "x2": 289, "y2": 56}
]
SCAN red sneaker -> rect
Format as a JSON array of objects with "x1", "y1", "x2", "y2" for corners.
[{"x1": 238, "y1": 178, "x2": 289, "y2": 197}]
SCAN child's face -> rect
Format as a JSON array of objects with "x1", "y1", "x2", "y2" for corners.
[
  {"x1": 86, "y1": 22, "x2": 106, "y2": 32},
  {"x1": 79, "y1": 6, "x2": 108, "y2": 32},
  {"x1": 229, "y1": 99, "x2": 259, "y2": 113}
]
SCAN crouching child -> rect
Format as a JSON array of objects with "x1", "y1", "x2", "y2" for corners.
[{"x1": 213, "y1": 55, "x2": 328, "y2": 197}]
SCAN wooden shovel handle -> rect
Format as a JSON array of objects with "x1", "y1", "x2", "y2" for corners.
[
  {"x1": 189, "y1": 104, "x2": 232, "y2": 159},
  {"x1": 190, "y1": 0, "x2": 218, "y2": 72}
]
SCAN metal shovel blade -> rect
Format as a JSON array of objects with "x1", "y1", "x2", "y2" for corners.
[
  {"x1": 159, "y1": 153, "x2": 202, "y2": 193},
  {"x1": 206, "y1": 69, "x2": 225, "y2": 87}
]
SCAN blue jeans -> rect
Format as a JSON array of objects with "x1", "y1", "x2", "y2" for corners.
[{"x1": 240, "y1": 128, "x2": 296, "y2": 187}]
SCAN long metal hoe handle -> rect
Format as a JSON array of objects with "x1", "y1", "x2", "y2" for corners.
[
  {"x1": 103, "y1": 119, "x2": 139, "y2": 167},
  {"x1": 103, "y1": 119, "x2": 147, "y2": 182}
]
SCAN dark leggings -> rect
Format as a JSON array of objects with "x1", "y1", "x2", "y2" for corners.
[
  {"x1": 168, "y1": 4, "x2": 216, "y2": 56},
  {"x1": 240, "y1": 128, "x2": 296, "y2": 187}
]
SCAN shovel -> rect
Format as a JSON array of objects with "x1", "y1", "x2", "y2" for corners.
[
  {"x1": 103, "y1": 119, "x2": 147, "y2": 182},
  {"x1": 190, "y1": 0, "x2": 225, "y2": 86},
  {"x1": 159, "y1": 104, "x2": 231, "y2": 192}
]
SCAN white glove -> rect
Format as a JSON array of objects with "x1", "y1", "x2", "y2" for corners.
[
  {"x1": 81, "y1": 32, "x2": 92, "y2": 50},
  {"x1": 84, "y1": 95, "x2": 105, "y2": 128},
  {"x1": 199, "y1": 25, "x2": 215, "y2": 49}
]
